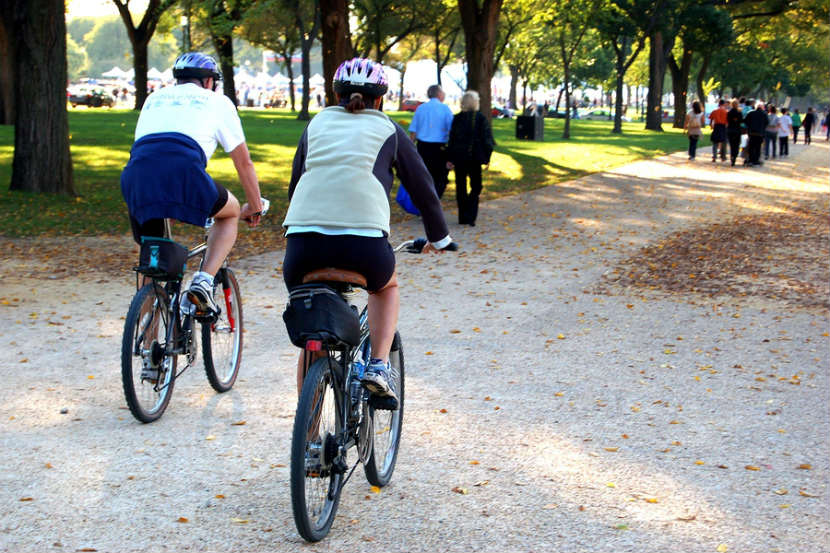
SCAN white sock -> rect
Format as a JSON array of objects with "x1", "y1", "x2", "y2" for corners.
[{"x1": 192, "y1": 271, "x2": 214, "y2": 286}]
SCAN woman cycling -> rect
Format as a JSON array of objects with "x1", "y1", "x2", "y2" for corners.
[{"x1": 282, "y1": 58, "x2": 453, "y2": 405}]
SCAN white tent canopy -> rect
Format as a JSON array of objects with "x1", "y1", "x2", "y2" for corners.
[
  {"x1": 147, "y1": 67, "x2": 164, "y2": 80},
  {"x1": 102, "y1": 66, "x2": 126, "y2": 79},
  {"x1": 309, "y1": 73, "x2": 325, "y2": 86}
]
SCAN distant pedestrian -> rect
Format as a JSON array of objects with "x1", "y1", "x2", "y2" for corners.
[
  {"x1": 791, "y1": 109, "x2": 802, "y2": 143},
  {"x1": 726, "y1": 99, "x2": 743, "y2": 166},
  {"x1": 744, "y1": 102, "x2": 769, "y2": 166},
  {"x1": 446, "y1": 90, "x2": 495, "y2": 227},
  {"x1": 764, "y1": 105, "x2": 779, "y2": 159},
  {"x1": 824, "y1": 111, "x2": 830, "y2": 141},
  {"x1": 778, "y1": 107, "x2": 792, "y2": 156},
  {"x1": 684, "y1": 101, "x2": 705, "y2": 160},
  {"x1": 709, "y1": 99, "x2": 728, "y2": 162},
  {"x1": 802, "y1": 107, "x2": 816, "y2": 144},
  {"x1": 408, "y1": 85, "x2": 454, "y2": 198}
]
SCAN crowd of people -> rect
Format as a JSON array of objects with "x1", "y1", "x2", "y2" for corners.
[{"x1": 684, "y1": 97, "x2": 829, "y2": 167}]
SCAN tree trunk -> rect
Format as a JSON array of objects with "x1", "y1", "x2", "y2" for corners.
[
  {"x1": 8, "y1": 0, "x2": 74, "y2": 194},
  {"x1": 554, "y1": 86, "x2": 563, "y2": 111},
  {"x1": 398, "y1": 66, "x2": 406, "y2": 110},
  {"x1": 668, "y1": 44, "x2": 691, "y2": 128},
  {"x1": 320, "y1": 0, "x2": 352, "y2": 107},
  {"x1": 696, "y1": 53, "x2": 710, "y2": 108},
  {"x1": 133, "y1": 40, "x2": 150, "y2": 110},
  {"x1": 286, "y1": 61, "x2": 296, "y2": 111},
  {"x1": 457, "y1": 0, "x2": 503, "y2": 121},
  {"x1": 508, "y1": 64, "x2": 518, "y2": 111},
  {"x1": 0, "y1": 15, "x2": 15, "y2": 125},
  {"x1": 645, "y1": 30, "x2": 668, "y2": 131},
  {"x1": 563, "y1": 64, "x2": 571, "y2": 139},
  {"x1": 298, "y1": 39, "x2": 312, "y2": 120},
  {"x1": 433, "y1": 30, "x2": 442, "y2": 85},
  {"x1": 612, "y1": 68, "x2": 625, "y2": 134},
  {"x1": 213, "y1": 33, "x2": 237, "y2": 105}
]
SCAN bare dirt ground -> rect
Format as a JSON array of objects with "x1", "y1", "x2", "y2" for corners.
[{"x1": 1, "y1": 142, "x2": 828, "y2": 553}]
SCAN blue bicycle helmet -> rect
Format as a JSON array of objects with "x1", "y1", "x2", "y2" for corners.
[
  {"x1": 172, "y1": 52, "x2": 222, "y2": 81},
  {"x1": 333, "y1": 58, "x2": 388, "y2": 98}
]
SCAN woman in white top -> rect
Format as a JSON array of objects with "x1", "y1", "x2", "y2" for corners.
[{"x1": 778, "y1": 108, "x2": 793, "y2": 156}]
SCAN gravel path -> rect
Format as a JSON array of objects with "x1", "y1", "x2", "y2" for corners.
[{"x1": 1, "y1": 142, "x2": 828, "y2": 553}]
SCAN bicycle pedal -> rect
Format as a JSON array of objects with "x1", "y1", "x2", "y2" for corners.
[{"x1": 368, "y1": 394, "x2": 399, "y2": 411}]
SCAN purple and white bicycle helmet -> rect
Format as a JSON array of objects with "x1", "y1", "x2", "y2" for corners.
[
  {"x1": 172, "y1": 52, "x2": 222, "y2": 81},
  {"x1": 333, "y1": 57, "x2": 388, "y2": 98}
]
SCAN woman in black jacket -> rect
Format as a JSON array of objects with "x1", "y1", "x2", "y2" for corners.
[{"x1": 446, "y1": 90, "x2": 495, "y2": 226}]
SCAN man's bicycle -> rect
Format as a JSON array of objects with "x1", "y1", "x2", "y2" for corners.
[
  {"x1": 120, "y1": 201, "x2": 268, "y2": 423},
  {"x1": 284, "y1": 238, "x2": 454, "y2": 542}
]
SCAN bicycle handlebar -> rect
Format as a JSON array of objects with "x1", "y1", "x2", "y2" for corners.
[{"x1": 393, "y1": 238, "x2": 459, "y2": 254}]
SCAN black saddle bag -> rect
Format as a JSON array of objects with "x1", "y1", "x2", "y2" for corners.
[
  {"x1": 283, "y1": 285, "x2": 360, "y2": 348},
  {"x1": 135, "y1": 236, "x2": 188, "y2": 281}
]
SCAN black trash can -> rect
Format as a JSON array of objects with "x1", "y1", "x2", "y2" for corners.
[{"x1": 516, "y1": 115, "x2": 544, "y2": 140}]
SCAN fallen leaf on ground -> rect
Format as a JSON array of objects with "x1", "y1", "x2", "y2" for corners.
[
  {"x1": 176, "y1": 517, "x2": 189, "y2": 523},
  {"x1": 452, "y1": 486, "x2": 468, "y2": 495}
]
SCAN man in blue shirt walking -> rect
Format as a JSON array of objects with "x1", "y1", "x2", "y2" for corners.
[{"x1": 408, "y1": 85, "x2": 453, "y2": 198}]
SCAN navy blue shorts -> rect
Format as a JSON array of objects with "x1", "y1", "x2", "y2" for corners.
[
  {"x1": 283, "y1": 232, "x2": 395, "y2": 292},
  {"x1": 129, "y1": 182, "x2": 229, "y2": 243}
]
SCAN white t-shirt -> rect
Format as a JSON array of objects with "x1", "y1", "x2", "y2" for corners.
[
  {"x1": 134, "y1": 83, "x2": 245, "y2": 160},
  {"x1": 778, "y1": 114, "x2": 793, "y2": 138}
]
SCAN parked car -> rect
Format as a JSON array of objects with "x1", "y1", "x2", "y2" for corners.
[
  {"x1": 67, "y1": 86, "x2": 114, "y2": 108},
  {"x1": 400, "y1": 99, "x2": 423, "y2": 112},
  {"x1": 491, "y1": 104, "x2": 513, "y2": 118},
  {"x1": 546, "y1": 109, "x2": 568, "y2": 119}
]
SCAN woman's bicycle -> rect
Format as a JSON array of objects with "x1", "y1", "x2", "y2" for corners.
[
  {"x1": 120, "y1": 201, "x2": 268, "y2": 423},
  {"x1": 284, "y1": 238, "x2": 455, "y2": 542}
]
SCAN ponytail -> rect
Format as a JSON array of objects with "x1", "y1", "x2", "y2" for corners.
[{"x1": 346, "y1": 92, "x2": 366, "y2": 113}]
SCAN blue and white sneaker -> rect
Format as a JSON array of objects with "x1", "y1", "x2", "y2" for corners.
[{"x1": 361, "y1": 358, "x2": 397, "y2": 402}]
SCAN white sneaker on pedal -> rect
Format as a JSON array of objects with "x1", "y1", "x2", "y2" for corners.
[
  {"x1": 187, "y1": 273, "x2": 218, "y2": 315},
  {"x1": 361, "y1": 359, "x2": 397, "y2": 402}
]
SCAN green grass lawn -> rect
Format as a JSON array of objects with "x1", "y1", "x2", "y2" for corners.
[{"x1": 0, "y1": 108, "x2": 687, "y2": 237}]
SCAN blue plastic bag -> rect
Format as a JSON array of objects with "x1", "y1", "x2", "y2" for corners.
[{"x1": 395, "y1": 184, "x2": 420, "y2": 215}]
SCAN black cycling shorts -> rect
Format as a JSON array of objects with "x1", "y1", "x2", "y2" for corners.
[
  {"x1": 129, "y1": 182, "x2": 229, "y2": 243},
  {"x1": 282, "y1": 232, "x2": 395, "y2": 292}
]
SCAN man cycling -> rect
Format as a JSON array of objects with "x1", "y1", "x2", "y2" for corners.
[
  {"x1": 121, "y1": 52, "x2": 264, "y2": 314},
  {"x1": 282, "y1": 58, "x2": 453, "y2": 404}
]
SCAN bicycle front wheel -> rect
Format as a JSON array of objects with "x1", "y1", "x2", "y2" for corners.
[
  {"x1": 121, "y1": 283, "x2": 176, "y2": 423},
  {"x1": 202, "y1": 268, "x2": 243, "y2": 392},
  {"x1": 364, "y1": 331, "x2": 405, "y2": 487},
  {"x1": 290, "y1": 357, "x2": 344, "y2": 542}
]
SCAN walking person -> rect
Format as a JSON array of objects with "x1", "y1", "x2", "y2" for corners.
[
  {"x1": 744, "y1": 102, "x2": 768, "y2": 166},
  {"x1": 778, "y1": 107, "x2": 792, "y2": 156},
  {"x1": 726, "y1": 99, "x2": 743, "y2": 166},
  {"x1": 446, "y1": 90, "x2": 495, "y2": 227},
  {"x1": 408, "y1": 85, "x2": 454, "y2": 198},
  {"x1": 791, "y1": 108, "x2": 801, "y2": 144},
  {"x1": 683, "y1": 101, "x2": 705, "y2": 160},
  {"x1": 802, "y1": 107, "x2": 816, "y2": 144},
  {"x1": 709, "y1": 99, "x2": 728, "y2": 162},
  {"x1": 824, "y1": 111, "x2": 830, "y2": 141},
  {"x1": 764, "y1": 105, "x2": 779, "y2": 159}
]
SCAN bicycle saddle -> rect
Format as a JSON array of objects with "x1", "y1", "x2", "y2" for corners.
[{"x1": 302, "y1": 268, "x2": 367, "y2": 289}]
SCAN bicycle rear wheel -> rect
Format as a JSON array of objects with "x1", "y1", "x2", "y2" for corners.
[
  {"x1": 202, "y1": 268, "x2": 243, "y2": 392},
  {"x1": 290, "y1": 357, "x2": 344, "y2": 542},
  {"x1": 363, "y1": 332, "x2": 404, "y2": 487},
  {"x1": 121, "y1": 283, "x2": 176, "y2": 423}
]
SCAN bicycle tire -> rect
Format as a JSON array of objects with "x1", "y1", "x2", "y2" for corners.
[
  {"x1": 363, "y1": 331, "x2": 405, "y2": 487},
  {"x1": 290, "y1": 357, "x2": 344, "y2": 542},
  {"x1": 202, "y1": 268, "x2": 243, "y2": 392},
  {"x1": 121, "y1": 283, "x2": 176, "y2": 423}
]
